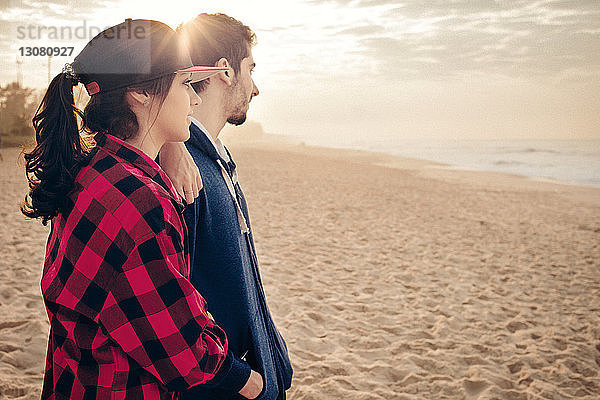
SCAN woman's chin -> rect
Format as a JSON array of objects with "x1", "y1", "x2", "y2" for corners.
[{"x1": 180, "y1": 126, "x2": 191, "y2": 142}]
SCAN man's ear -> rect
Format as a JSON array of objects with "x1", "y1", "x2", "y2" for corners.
[{"x1": 215, "y1": 58, "x2": 234, "y2": 86}]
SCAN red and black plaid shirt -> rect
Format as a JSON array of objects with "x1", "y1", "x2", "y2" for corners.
[{"x1": 40, "y1": 135, "x2": 228, "y2": 399}]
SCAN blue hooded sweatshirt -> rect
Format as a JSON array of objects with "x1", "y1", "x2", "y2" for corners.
[{"x1": 180, "y1": 122, "x2": 293, "y2": 400}]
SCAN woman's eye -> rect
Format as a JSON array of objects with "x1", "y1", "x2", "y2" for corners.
[{"x1": 184, "y1": 80, "x2": 193, "y2": 87}]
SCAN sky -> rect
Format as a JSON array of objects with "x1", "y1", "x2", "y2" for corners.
[{"x1": 1, "y1": 0, "x2": 599, "y2": 143}]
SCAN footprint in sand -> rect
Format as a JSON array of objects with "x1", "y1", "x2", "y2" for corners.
[
  {"x1": 552, "y1": 338, "x2": 568, "y2": 351},
  {"x1": 306, "y1": 312, "x2": 325, "y2": 324},
  {"x1": 0, "y1": 320, "x2": 27, "y2": 330},
  {"x1": 506, "y1": 320, "x2": 528, "y2": 333},
  {"x1": 0, "y1": 343, "x2": 19, "y2": 353},
  {"x1": 463, "y1": 379, "x2": 489, "y2": 398},
  {"x1": 0, "y1": 382, "x2": 27, "y2": 399},
  {"x1": 508, "y1": 361, "x2": 524, "y2": 374}
]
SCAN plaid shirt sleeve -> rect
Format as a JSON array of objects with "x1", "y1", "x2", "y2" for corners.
[{"x1": 97, "y1": 216, "x2": 229, "y2": 391}]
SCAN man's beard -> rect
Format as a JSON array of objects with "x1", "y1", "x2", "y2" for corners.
[
  {"x1": 226, "y1": 79, "x2": 248, "y2": 126},
  {"x1": 227, "y1": 111, "x2": 247, "y2": 126}
]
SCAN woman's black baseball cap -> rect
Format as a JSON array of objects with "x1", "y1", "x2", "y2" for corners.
[{"x1": 72, "y1": 19, "x2": 227, "y2": 95}]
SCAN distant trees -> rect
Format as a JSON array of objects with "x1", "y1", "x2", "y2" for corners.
[{"x1": 0, "y1": 82, "x2": 39, "y2": 148}]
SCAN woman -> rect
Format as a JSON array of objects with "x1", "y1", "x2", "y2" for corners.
[{"x1": 22, "y1": 19, "x2": 261, "y2": 399}]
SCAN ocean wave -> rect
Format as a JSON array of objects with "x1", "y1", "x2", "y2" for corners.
[
  {"x1": 512, "y1": 148, "x2": 559, "y2": 154},
  {"x1": 493, "y1": 160, "x2": 525, "y2": 166}
]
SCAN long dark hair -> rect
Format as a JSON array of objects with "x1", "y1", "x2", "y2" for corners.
[{"x1": 21, "y1": 73, "x2": 174, "y2": 225}]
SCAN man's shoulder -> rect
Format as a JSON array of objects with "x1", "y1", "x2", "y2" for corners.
[{"x1": 185, "y1": 139, "x2": 211, "y2": 159}]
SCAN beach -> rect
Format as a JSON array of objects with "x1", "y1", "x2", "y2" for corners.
[{"x1": 0, "y1": 140, "x2": 598, "y2": 399}]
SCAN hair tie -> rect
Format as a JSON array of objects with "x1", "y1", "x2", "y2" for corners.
[{"x1": 62, "y1": 63, "x2": 79, "y2": 86}]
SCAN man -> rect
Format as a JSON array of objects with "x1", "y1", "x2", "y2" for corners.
[{"x1": 160, "y1": 13, "x2": 293, "y2": 400}]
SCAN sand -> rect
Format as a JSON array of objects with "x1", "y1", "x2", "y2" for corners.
[{"x1": 0, "y1": 141, "x2": 599, "y2": 399}]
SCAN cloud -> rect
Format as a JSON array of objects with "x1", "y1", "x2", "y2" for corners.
[
  {"x1": 307, "y1": 0, "x2": 399, "y2": 7},
  {"x1": 0, "y1": 0, "x2": 121, "y2": 86},
  {"x1": 309, "y1": 0, "x2": 600, "y2": 79},
  {"x1": 2, "y1": 0, "x2": 115, "y2": 21},
  {"x1": 259, "y1": 24, "x2": 305, "y2": 33},
  {"x1": 337, "y1": 25, "x2": 385, "y2": 35}
]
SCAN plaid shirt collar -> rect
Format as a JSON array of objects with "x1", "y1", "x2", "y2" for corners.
[{"x1": 99, "y1": 134, "x2": 185, "y2": 209}]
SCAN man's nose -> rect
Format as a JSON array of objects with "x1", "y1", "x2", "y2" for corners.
[{"x1": 252, "y1": 80, "x2": 259, "y2": 97}]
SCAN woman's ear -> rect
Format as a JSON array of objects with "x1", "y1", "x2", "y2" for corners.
[
  {"x1": 215, "y1": 58, "x2": 234, "y2": 86},
  {"x1": 127, "y1": 90, "x2": 151, "y2": 108}
]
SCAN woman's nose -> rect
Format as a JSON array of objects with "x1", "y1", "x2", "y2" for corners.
[{"x1": 191, "y1": 89, "x2": 201, "y2": 106}]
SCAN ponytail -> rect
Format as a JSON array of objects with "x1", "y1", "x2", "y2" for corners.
[
  {"x1": 22, "y1": 69, "x2": 175, "y2": 225},
  {"x1": 21, "y1": 73, "x2": 86, "y2": 225}
]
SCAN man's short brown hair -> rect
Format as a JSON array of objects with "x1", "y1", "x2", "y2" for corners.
[{"x1": 178, "y1": 13, "x2": 256, "y2": 92}]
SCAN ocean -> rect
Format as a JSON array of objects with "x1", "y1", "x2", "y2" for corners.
[{"x1": 292, "y1": 137, "x2": 600, "y2": 189}]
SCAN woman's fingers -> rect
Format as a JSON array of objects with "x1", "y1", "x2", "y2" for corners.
[
  {"x1": 196, "y1": 171, "x2": 203, "y2": 192},
  {"x1": 181, "y1": 174, "x2": 201, "y2": 204},
  {"x1": 183, "y1": 187, "x2": 194, "y2": 204},
  {"x1": 189, "y1": 180, "x2": 199, "y2": 203}
]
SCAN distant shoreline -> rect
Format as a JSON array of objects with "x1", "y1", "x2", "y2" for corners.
[{"x1": 224, "y1": 134, "x2": 600, "y2": 193}]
